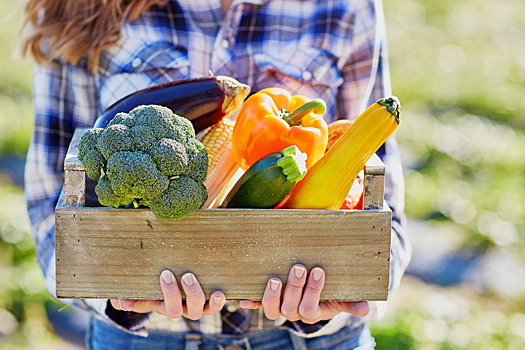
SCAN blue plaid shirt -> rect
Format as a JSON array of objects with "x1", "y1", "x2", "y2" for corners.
[{"x1": 25, "y1": 0, "x2": 410, "y2": 337}]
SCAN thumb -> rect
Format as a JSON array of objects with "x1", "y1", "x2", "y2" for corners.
[{"x1": 344, "y1": 301, "x2": 369, "y2": 317}]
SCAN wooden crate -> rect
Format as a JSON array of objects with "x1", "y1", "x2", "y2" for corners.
[{"x1": 56, "y1": 128, "x2": 392, "y2": 301}]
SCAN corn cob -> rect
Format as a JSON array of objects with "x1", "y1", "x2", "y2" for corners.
[
  {"x1": 201, "y1": 119, "x2": 235, "y2": 175},
  {"x1": 200, "y1": 118, "x2": 244, "y2": 208}
]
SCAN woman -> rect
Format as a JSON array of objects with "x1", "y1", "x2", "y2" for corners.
[{"x1": 22, "y1": 0, "x2": 410, "y2": 348}]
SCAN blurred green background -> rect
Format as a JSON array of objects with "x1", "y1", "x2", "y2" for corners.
[{"x1": 1, "y1": 0, "x2": 524, "y2": 349}]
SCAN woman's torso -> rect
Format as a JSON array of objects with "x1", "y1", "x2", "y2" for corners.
[{"x1": 94, "y1": 0, "x2": 358, "y2": 125}]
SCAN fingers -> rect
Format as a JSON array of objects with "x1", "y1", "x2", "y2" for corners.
[
  {"x1": 111, "y1": 298, "x2": 164, "y2": 314},
  {"x1": 239, "y1": 300, "x2": 263, "y2": 309},
  {"x1": 203, "y1": 290, "x2": 226, "y2": 315},
  {"x1": 260, "y1": 266, "x2": 325, "y2": 323},
  {"x1": 179, "y1": 272, "x2": 207, "y2": 320},
  {"x1": 110, "y1": 299, "x2": 123, "y2": 310},
  {"x1": 297, "y1": 267, "x2": 324, "y2": 323},
  {"x1": 112, "y1": 271, "x2": 224, "y2": 321},
  {"x1": 111, "y1": 267, "x2": 362, "y2": 325},
  {"x1": 261, "y1": 278, "x2": 283, "y2": 320},
  {"x1": 158, "y1": 270, "x2": 184, "y2": 318},
  {"x1": 344, "y1": 301, "x2": 370, "y2": 317},
  {"x1": 281, "y1": 265, "x2": 307, "y2": 321}
]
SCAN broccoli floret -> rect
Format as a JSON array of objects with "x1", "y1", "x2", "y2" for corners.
[
  {"x1": 97, "y1": 124, "x2": 134, "y2": 159},
  {"x1": 132, "y1": 124, "x2": 158, "y2": 153},
  {"x1": 77, "y1": 104, "x2": 209, "y2": 219},
  {"x1": 129, "y1": 105, "x2": 195, "y2": 141},
  {"x1": 78, "y1": 128, "x2": 106, "y2": 179},
  {"x1": 143, "y1": 176, "x2": 208, "y2": 221},
  {"x1": 108, "y1": 112, "x2": 135, "y2": 127},
  {"x1": 95, "y1": 175, "x2": 133, "y2": 207},
  {"x1": 150, "y1": 138, "x2": 188, "y2": 177},
  {"x1": 106, "y1": 151, "x2": 169, "y2": 200},
  {"x1": 183, "y1": 138, "x2": 208, "y2": 183}
]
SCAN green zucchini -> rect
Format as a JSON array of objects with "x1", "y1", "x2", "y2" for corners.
[{"x1": 221, "y1": 145, "x2": 307, "y2": 208}]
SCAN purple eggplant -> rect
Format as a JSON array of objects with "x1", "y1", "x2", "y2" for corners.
[{"x1": 94, "y1": 76, "x2": 250, "y2": 133}]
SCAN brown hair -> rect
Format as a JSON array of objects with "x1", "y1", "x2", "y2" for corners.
[{"x1": 22, "y1": 0, "x2": 168, "y2": 73}]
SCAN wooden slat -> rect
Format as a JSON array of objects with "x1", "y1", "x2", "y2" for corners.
[
  {"x1": 55, "y1": 206, "x2": 391, "y2": 301},
  {"x1": 363, "y1": 153, "x2": 385, "y2": 175},
  {"x1": 64, "y1": 127, "x2": 88, "y2": 206},
  {"x1": 64, "y1": 127, "x2": 88, "y2": 171},
  {"x1": 64, "y1": 170, "x2": 85, "y2": 207},
  {"x1": 363, "y1": 154, "x2": 385, "y2": 210}
]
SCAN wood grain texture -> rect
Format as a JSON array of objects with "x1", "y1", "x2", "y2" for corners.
[
  {"x1": 363, "y1": 153, "x2": 385, "y2": 210},
  {"x1": 64, "y1": 170, "x2": 85, "y2": 207},
  {"x1": 363, "y1": 173, "x2": 385, "y2": 210},
  {"x1": 64, "y1": 128, "x2": 87, "y2": 206},
  {"x1": 55, "y1": 206, "x2": 391, "y2": 301}
]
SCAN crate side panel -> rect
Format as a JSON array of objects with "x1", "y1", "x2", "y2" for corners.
[{"x1": 55, "y1": 208, "x2": 391, "y2": 301}]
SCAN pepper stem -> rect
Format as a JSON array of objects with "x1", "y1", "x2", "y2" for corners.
[
  {"x1": 282, "y1": 99, "x2": 327, "y2": 127},
  {"x1": 377, "y1": 96, "x2": 401, "y2": 124}
]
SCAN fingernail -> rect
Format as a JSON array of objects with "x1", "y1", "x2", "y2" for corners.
[
  {"x1": 294, "y1": 266, "x2": 306, "y2": 278},
  {"x1": 161, "y1": 270, "x2": 173, "y2": 284},
  {"x1": 312, "y1": 268, "x2": 323, "y2": 281},
  {"x1": 120, "y1": 300, "x2": 134, "y2": 311},
  {"x1": 213, "y1": 296, "x2": 223, "y2": 304},
  {"x1": 182, "y1": 273, "x2": 194, "y2": 287},
  {"x1": 270, "y1": 279, "x2": 280, "y2": 292}
]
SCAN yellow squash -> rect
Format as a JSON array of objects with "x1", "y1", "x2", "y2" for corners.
[{"x1": 280, "y1": 96, "x2": 400, "y2": 210}]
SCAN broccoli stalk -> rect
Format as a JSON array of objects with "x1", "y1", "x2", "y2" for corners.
[{"x1": 78, "y1": 104, "x2": 209, "y2": 220}]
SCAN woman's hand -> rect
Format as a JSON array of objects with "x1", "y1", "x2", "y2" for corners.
[
  {"x1": 239, "y1": 265, "x2": 369, "y2": 324},
  {"x1": 110, "y1": 270, "x2": 226, "y2": 320}
]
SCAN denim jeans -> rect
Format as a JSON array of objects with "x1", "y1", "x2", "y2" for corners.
[{"x1": 86, "y1": 315, "x2": 376, "y2": 350}]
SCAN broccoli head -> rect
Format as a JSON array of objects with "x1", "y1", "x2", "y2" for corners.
[{"x1": 77, "y1": 104, "x2": 209, "y2": 220}]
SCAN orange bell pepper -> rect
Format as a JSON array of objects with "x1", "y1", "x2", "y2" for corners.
[{"x1": 232, "y1": 87, "x2": 328, "y2": 170}]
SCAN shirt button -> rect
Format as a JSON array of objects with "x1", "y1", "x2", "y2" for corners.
[
  {"x1": 131, "y1": 58, "x2": 142, "y2": 68},
  {"x1": 302, "y1": 71, "x2": 312, "y2": 81},
  {"x1": 221, "y1": 39, "x2": 229, "y2": 49}
]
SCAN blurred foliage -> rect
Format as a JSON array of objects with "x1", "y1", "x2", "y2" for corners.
[
  {"x1": 1, "y1": 0, "x2": 525, "y2": 349},
  {"x1": 0, "y1": 181, "x2": 68, "y2": 349},
  {"x1": 0, "y1": 3, "x2": 33, "y2": 156},
  {"x1": 370, "y1": 0, "x2": 525, "y2": 349},
  {"x1": 0, "y1": 1, "x2": 73, "y2": 349},
  {"x1": 384, "y1": 0, "x2": 525, "y2": 268},
  {"x1": 373, "y1": 277, "x2": 525, "y2": 350},
  {"x1": 388, "y1": 0, "x2": 525, "y2": 129}
]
